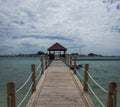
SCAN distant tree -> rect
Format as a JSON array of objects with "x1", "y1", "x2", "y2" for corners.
[
  {"x1": 37, "y1": 51, "x2": 45, "y2": 55},
  {"x1": 88, "y1": 53, "x2": 95, "y2": 56},
  {"x1": 88, "y1": 53, "x2": 102, "y2": 57},
  {"x1": 71, "y1": 53, "x2": 79, "y2": 55}
]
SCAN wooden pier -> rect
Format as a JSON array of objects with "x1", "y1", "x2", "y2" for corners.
[
  {"x1": 6, "y1": 55, "x2": 117, "y2": 107},
  {"x1": 26, "y1": 60, "x2": 94, "y2": 107}
]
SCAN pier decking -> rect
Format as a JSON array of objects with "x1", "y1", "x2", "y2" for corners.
[{"x1": 26, "y1": 60, "x2": 94, "y2": 107}]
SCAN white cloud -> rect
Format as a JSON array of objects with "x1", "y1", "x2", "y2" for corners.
[{"x1": 0, "y1": 0, "x2": 120, "y2": 55}]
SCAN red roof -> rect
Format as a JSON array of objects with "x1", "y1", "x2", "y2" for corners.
[{"x1": 48, "y1": 42, "x2": 67, "y2": 51}]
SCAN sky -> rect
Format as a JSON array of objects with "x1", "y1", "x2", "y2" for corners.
[{"x1": 0, "y1": 0, "x2": 120, "y2": 55}]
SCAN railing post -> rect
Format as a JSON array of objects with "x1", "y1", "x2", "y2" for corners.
[
  {"x1": 70, "y1": 56, "x2": 72, "y2": 69},
  {"x1": 31, "y1": 64, "x2": 36, "y2": 93},
  {"x1": 107, "y1": 82, "x2": 117, "y2": 107},
  {"x1": 67, "y1": 56, "x2": 69, "y2": 66},
  {"x1": 45, "y1": 56, "x2": 47, "y2": 69},
  {"x1": 64, "y1": 57, "x2": 66, "y2": 64},
  {"x1": 7, "y1": 82, "x2": 16, "y2": 107},
  {"x1": 74, "y1": 57, "x2": 76, "y2": 74},
  {"x1": 83, "y1": 64, "x2": 89, "y2": 92},
  {"x1": 41, "y1": 56, "x2": 44, "y2": 75},
  {"x1": 47, "y1": 56, "x2": 49, "y2": 67}
]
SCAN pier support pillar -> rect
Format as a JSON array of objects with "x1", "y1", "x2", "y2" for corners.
[
  {"x1": 31, "y1": 64, "x2": 36, "y2": 93},
  {"x1": 7, "y1": 82, "x2": 16, "y2": 107},
  {"x1": 70, "y1": 56, "x2": 72, "y2": 69},
  {"x1": 83, "y1": 64, "x2": 89, "y2": 92},
  {"x1": 74, "y1": 57, "x2": 76, "y2": 74},
  {"x1": 41, "y1": 56, "x2": 44, "y2": 75},
  {"x1": 107, "y1": 82, "x2": 117, "y2": 107}
]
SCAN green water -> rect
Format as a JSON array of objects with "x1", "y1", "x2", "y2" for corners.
[
  {"x1": 77, "y1": 60, "x2": 120, "y2": 107},
  {"x1": 0, "y1": 57, "x2": 120, "y2": 107},
  {"x1": 0, "y1": 57, "x2": 40, "y2": 107}
]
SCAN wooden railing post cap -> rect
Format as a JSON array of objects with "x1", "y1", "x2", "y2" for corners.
[
  {"x1": 31, "y1": 64, "x2": 35, "y2": 66},
  {"x1": 7, "y1": 82, "x2": 15, "y2": 90},
  {"x1": 85, "y1": 64, "x2": 89, "y2": 66},
  {"x1": 109, "y1": 82, "x2": 117, "y2": 86},
  {"x1": 109, "y1": 82, "x2": 117, "y2": 92},
  {"x1": 7, "y1": 82, "x2": 15, "y2": 86}
]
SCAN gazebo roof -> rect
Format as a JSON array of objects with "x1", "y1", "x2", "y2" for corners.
[{"x1": 48, "y1": 42, "x2": 67, "y2": 51}]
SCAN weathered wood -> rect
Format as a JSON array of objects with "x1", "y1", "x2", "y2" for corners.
[
  {"x1": 107, "y1": 82, "x2": 117, "y2": 107},
  {"x1": 26, "y1": 61, "x2": 93, "y2": 107},
  {"x1": 41, "y1": 56, "x2": 44, "y2": 75},
  {"x1": 68, "y1": 55, "x2": 70, "y2": 65},
  {"x1": 70, "y1": 56, "x2": 72, "y2": 69},
  {"x1": 47, "y1": 56, "x2": 49, "y2": 67},
  {"x1": 74, "y1": 57, "x2": 77, "y2": 74},
  {"x1": 7, "y1": 82, "x2": 16, "y2": 107},
  {"x1": 31, "y1": 64, "x2": 36, "y2": 93},
  {"x1": 45, "y1": 57, "x2": 48, "y2": 69},
  {"x1": 83, "y1": 64, "x2": 89, "y2": 92}
]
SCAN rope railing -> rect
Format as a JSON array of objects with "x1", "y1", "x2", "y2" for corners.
[
  {"x1": 76, "y1": 71, "x2": 84, "y2": 80},
  {"x1": 16, "y1": 72, "x2": 33, "y2": 93},
  {"x1": 35, "y1": 63, "x2": 41, "y2": 72},
  {"x1": 76, "y1": 64, "x2": 108, "y2": 94},
  {"x1": 67, "y1": 56, "x2": 117, "y2": 107},
  {"x1": 87, "y1": 82, "x2": 106, "y2": 107},
  {"x1": 17, "y1": 83, "x2": 33, "y2": 107},
  {"x1": 76, "y1": 65, "x2": 108, "y2": 106},
  {"x1": 87, "y1": 71, "x2": 108, "y2": 94},
  {"x1": 77, "y1": 66, "x2": 85, "y2": 72},
  {"x1": 7, "y1": 55, "x2": 50, "y2": 107},
  {"x1": 36, "y1": 67, "x2": 42, "y2": 81}
]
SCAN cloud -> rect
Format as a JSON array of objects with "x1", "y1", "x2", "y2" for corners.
[{"x1": 0, "y1": 0, "x2": 120, "y2": 55}]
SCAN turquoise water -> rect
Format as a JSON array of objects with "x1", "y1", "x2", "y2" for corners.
[
  {"x1": 0, "y1": 57, "x2": 40, "y2": 107},
  {"x1": 77, "y1": 60, "x2": 120, "y2": 107},
  {"x1": 0, "y1": 57, "x2": 120, "y2": 107}
]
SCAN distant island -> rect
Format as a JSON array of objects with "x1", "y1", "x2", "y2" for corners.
[
  {"x1": 70, "y1": 52, "x2": 103, "y2": 57},
  {"x1": 0, "y1": 51, "x2": 46, "y2": 57},
  {"x1": 0, "y1": 51, "x2": 119, "y2": 58}
]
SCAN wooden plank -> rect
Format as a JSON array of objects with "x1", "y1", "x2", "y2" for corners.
[{"x1": 26, "y1": 60, "x2": 93, "y2": 107}]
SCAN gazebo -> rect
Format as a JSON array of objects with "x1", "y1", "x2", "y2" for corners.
[{"x1": 47, "y1": 42, "x2": 67, "y2": 60}]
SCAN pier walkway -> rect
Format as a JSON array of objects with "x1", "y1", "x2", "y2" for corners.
[{"x1": 26, "y1": 60, "x2": 93, "y2": 107}]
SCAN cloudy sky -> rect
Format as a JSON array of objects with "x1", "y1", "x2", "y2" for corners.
[{"x1": 0, "y1": 0, "x2": 120, "y2": 55}]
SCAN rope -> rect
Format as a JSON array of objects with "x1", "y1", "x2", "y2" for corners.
[
  {"x1": 17, "y1": 83, "x2": 33, "y2": 107},
  {"x1": 35, "y1": 63, "x2": 41, "y2": 72},
  {"x1": 80, "y1": 67, "x2": 85, "y2": 71},
  {"x1": 16, "y1": 73, "x2": 33, "y2": 93},
  {"x1": 76, "y1": 71, "x2": 84, "y2": 80},
  {"x1": 88, "y1": 83, "x2": 105, "y2": 107},
  {"x1": 36, "y1": 69, "x2": 42, "y2": 81},
  {"x1": 76, "y1": 64, "x2": 85, "y2": 71},
  {"x1": 36, "y1": 64, "x2": 42, "y2": 80},
  {"x1": 112, "y1": 95, "x2": 115, "y2": 107},
  {"x1": 87, "y1": 72, "x2": 108, "y2": 93}
]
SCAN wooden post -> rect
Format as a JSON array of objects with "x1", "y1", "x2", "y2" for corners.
[
  {"x1": 7, "y1": 82, "x2": 16, "y2": 107},
  {"x1": 67, "y1": 56, "x2": 69, "y2": 66},
  {"x1": 74, "y1": 57, "x2": 76, "y2": 74},
  {"x1": 83, "y1": 64, "x2": 89, "y2": 92},
  {"x1": 64, "y1": 57, "x2": 66, "y2": 64},
  {"x1": 70, "y1": 56, "x2": 72, "y2": 69},
  {"x1": 31, "y1": 64, "x2": 36, "y2": 93},
  {"x1": 47, "y1": 56, "x2": 49, "y2": 67},
  {"x1": 45, "y1": 56, "x2": 47, "y2": 69},
  {"x1": 41, "y1": 56, "x2": 44, "y2": 75},
  {"x1": 107, "y1": 82, "x2": 117, "y2": 107}
]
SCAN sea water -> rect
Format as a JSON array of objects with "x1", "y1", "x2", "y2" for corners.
[
  {"x1": 0, "y1": 57, "x2": 40, "y2": 107},
  {"x1": 77, "y1": 59, "x2": 120, "y2": 107},
  {"x1": 0, "y1": 57, "x2": 120, "y2": 107}
]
